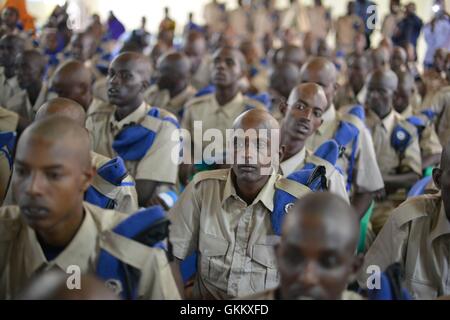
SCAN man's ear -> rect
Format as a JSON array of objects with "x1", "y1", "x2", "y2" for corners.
[
  {"x1": 81, "y1": 165, "x2": 96, "y2": 193},
  {"x1": 279, "y1": 100, "x2": 288, "y2": 117},
  {"x1": 141, "y1": 79, "x2": 150, "y2": 92},
  {"x1": 433, "y1": 167, "x2": 442, "y2": 190},
  {"x1": 80, "y1": 82, "x2": 89, "y2": 95}
]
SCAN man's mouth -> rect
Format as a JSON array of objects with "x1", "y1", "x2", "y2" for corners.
[
  {"x1": 295, "y1": 122, "x2": 310, "y2": 134},
  {"x1": 108, "y1": 88, "x2": 120, "y2": 97},
  {"x1": 21, "y1": 205, "x2": 49, "y2": 220},
  {"x1": 238, "y1": 164, "x2": 258, "y2": 173}
]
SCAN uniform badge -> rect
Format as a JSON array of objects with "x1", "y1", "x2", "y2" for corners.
[
  {"x1": 396, "y1": 130, "x2": 406, "y2": 141},
  {"x1": 104, "y1": 279, "x2": 123, "y2": 296},
  {"x1": 284, "y1": 203, "x2": 294, "y2": 213}
]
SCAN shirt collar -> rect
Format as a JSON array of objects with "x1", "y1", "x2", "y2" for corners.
[
  {"x1": 110, "y1": 102, "x2": 149, "y2": 132},
  {"x1": 212, "y1": 91, "x2": 245, "y2": 118},
  {"x1": 430, "y1": 201, "x2": 450, "y2": 243},
  {"x1": 23, "y1": 203, "x2": 98, "y2": 278},
  {"x1": 381, "y1": 110, "x2": 397, "y2": 134},
  {"x1": 317, "y1": 104, "x2": 337, "y2": 135},
  {"x1": 400, "y1": 105, "x2": 413, "y2": 118},
  {"x1": 280, "y1": 147, "x2": 306, "y2": 176},
  {"x1": 222, "y1": 167, "x2": 278, "y2": 212}
]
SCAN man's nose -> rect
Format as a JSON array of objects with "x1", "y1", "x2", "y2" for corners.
[{"x1": 298, "y1": 261, "x2": 320, "y2": 286}]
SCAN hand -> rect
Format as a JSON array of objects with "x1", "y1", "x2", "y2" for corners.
[{"x1": 146, "y1": 195, "x2": 170, "y2": 211}]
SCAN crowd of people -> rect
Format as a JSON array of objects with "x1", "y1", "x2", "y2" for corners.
[{"x1": 0, "y1": 0, "x2": 450, "y2": 300}]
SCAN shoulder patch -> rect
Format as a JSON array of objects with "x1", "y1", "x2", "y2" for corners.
[
  {"x1": 393, "y1": 195, "x2": 438, "y2": 227},
  {"x1": 192, "y1": 168, "x2": 229, "y2": 185},
  {"x1": 185, "y1": 93, "x2": 214, "y2": 109}
]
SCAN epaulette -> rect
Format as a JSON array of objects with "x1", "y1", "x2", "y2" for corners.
[
  {"x1": 393, "y1": 194, "x2": 438, "y2": 228},
  {"x1": 192, "y1": 168, "x2": 229, "y2": 185}
]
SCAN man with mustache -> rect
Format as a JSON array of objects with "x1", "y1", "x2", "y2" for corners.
[
  {"x1": 0, "y1": 116, "x2": 180, "y2": 299},
  {"x1": 280, "y1": 83, "x2": 348, "y2": 202},
  {"x1": 86, "y1": 52, "x2": 180, "y2": 207},
  {"x1": 245, "y1": 192, "x2": 363, "y2": 300},
  {"x1": 170, "y1": 109, "x2": 286, "y2": 299}
]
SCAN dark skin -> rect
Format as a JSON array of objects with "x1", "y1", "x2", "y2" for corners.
[
  {"x1": 433, "y1": 48, "x2": 447, "y2": 73},
  {"x1": 70, "y1": 32, "x2": 97, "y2": 62},
  {"x1": 0, "y1": 34, "x2": 25, "y2": 78},
  {"x1": 371, "y1": 47, "x2": 390, "y2": 71},
  {"x1": 211, "y1": 47, "x2": 245, "y2": 106},
  {"x1": 172, "y1": 109, "x2": 282, "y2": 295},
  {"x1": 432, "y1": 146, "x2": 450, "y2": 221},
  {"x1": 36, "y1": 97, "x2": 86, "y2": 127},
  {"x1": 108, "y1": 52, "x2": 164, "y2": 206},
  {"x1": 347, "y1": 55, "x2": 369, "y2": 96},
  {"x1": 446, "y1": 53, "x2": 450, "y2": 83},
  {"x1": 51, "y1": 60, "x2": 93, "y2": 111},
  {"x1": 277, "y1": 193, "x2": 362, "y2": 300},
  {"x1": 183, "y1": 31, "x2": 207, "y2": 75},
  {"x1": 300, "y1": 57, "x2": 373, "y2": 218},
  {"x1": 156, "y1": 52, "x2": 191, "y2": 98},
  {"x1": 12, "y1": 117, "x2": 94, "y2": 248},
  {"x1": 367, "y1": 69, "x2": 420, "y2": 193},
  {"x1": 15, "y1": 51, "x2": 47, "y2": 107},
  {"x1": 280, "y1": 83, "x2": 326, "y2": 161},
  {"x1": 269, "y1": 62, "x2": 299, "y2": 107},
  {"x1": 1, "y1": 7, "x2": 19, "y2": 32},
  {"x1": 391, "y1": 46, "x2": 407, "y2": 74},
  {"x1": 277, "y1": 45, "x2": 306, "y2": 69}
]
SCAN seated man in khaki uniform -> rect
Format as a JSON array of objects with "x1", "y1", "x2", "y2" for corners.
[
  {"x1": 365, "y1": 69, "x2": 422, "y2": 234},
  {"x1": 86, "y1": 52, "x2": 180, "y2": 207},
  {"x1": 0, "y1": 116, "x2": 180, "y2": 299},
  {"x1": 359, "y1": 143, "x2": 450, "y2": 299},
  {"x1": 35, "y1": 98, "x2": 139, "y2": 214},
  {"x1": 393, "y1": 70, "x2": 442, "y2": 170},
  {"x1": 6, "y1": 50, "x2": 49, "y2": 121},
  {"x1": 300, "y1": 57, "x2": 384, "y2": 218},
  {"x1": 0, "y1": 106, "x2": 19, "y2": 204},
  {"x1": 0, "y1": 34, "x2": 25, "y2": 106},
  {"x1": 280, "y1": 83, "x2": 348, "y2": 202},
  {"x1": 170, "y1": 109, "x2": 285, "y2": 299},
  {"x1": 144, "y1": 52, "x2": 196, "y2": 120},
  {"x1": 180, "y1": 46, "x2": 265, "y2": 184},
  {"x1": 246, "y1": 192, "x2": 363, "y2": 300},
  {"x1": 334, "y1": 54, "x2": 369, "y2": 110}
]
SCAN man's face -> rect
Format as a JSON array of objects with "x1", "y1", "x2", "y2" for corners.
[
  {"x1": 390, "y1": 0, "x2": 400, "y2": 14},
  {"x1": 107, "y1": 58, "x2": 146, "y2": 107},
  {"x1": 2, "y1": 8, "x2": 18, "y2": 28},
  {"x1": 366, "y1": 77, "x2": 394, "y2": 119},
  {"x1": 277, "y1": 214, "x2": 357, "y2": 300},
  {"x1": 231, "y1": 124, "x2": 276, "y2": 183},
  {"x1": 0, "y1": 37, "x2": 21, "y2": 68},
  {"x1": 156, "y1": 59, "x2": 178, "y2": 90},
  {"x1": 391, "y1": 50, "x2": 406, "y2": 71},
  {"x1": 393, "y1": 84, "x2": 412, "y2": 114},
  {"x1": 71, "y1": 34, "x2": 95, "y2": 62},
  {"x1": 42, "y1": 31, "x2": 59, "y2": 53},
  {"x1": 283, "y1": 89, "x2": 324, "y2": 142},
  {"x1": 12, "y1": 136, "x2": 90, "y2": 233},
  {"x1": 16, "y1": 55, "x2": 42, "y2": 89},
  {"x1": 184, "y1": 37, "x2": 206, "y2": 73},
  {"x1": 348, "y1": 60, "x2": 367, "y2": 91},
  {"x1": 212, "y1": 48, "x2": 243, "y2": 88}
]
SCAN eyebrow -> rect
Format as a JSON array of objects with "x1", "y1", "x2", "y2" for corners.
[{"x1": 15, "y1": 160, "x2": 65, "y2": 170}]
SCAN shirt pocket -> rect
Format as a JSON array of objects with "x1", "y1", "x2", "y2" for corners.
[
  {"x1": 407, "y1": 278, "x2": 438, "y2": 300},
  {"x1": 198, "y1": 232, "x2": 229, "y2": 283},
  {"x1": 250, "y1": 243, "x2": 279, "y2": 293}
]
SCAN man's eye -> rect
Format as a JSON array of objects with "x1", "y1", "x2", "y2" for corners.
[
  {"x1": 46, "y1": 172, "x2": 62, "y2": 180},
  {"x1": 15, "y1": 167, "x2": 27, "y2": 176},
  {"x1": 314, "y1": 110, "x2": 323, "y2": 118},
  {"x1": 320, "y1": 256, "x2": 339, "y2": 269}
]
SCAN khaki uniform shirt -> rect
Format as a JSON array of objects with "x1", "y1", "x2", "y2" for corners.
[
  {"x1": 0, "y1": 202, "x2": 181, "y2": 299},
  {"x1": 305, "y1": 105, "x2": 384, "y2": 194},
  {"x1": 0, "y1": 107, "x2": 18, "y2": 204},
  {"x1": 426, "y1": 86, "x2": 450, "y2": 147},
  {"x1": 333, "y1": 83, "x2": 361, "y2": 110},
  {"x1": 90, "y1": 151, "x2": 139, "y2": 214},
  {"x1": 0, "y1": 106, "x2": 18, "y2": 132},
  {"x1": 144, "y1": 84, "x2": 196, "y2": 120},
  {"x1": 0, "y1": 67, "x2": 21, "y2": 107},
  {"x1": 306, "y1": 5, "x2": 331, "y2": 40},
  {"x1": 280, "y1": 147, "x2": 349, "y2": 203},
  {"x1": 86, "y1": 101, "x2": 180, "y2": 184},
  {"x1": 359, "y1": 194, "x2": 450, "y2": 299},
  {"x1": 169, "y1": 168, "x2": 281, "y2": 299},
  {"x1": 366, "y1": 110, "x2": 422, "y2": 176},
  {"x1": 335, "y1": 14, "x2": 364, "y2": 54},
  {"x1": 5, "y1": 83, "x2": 50, "y2": 120},
  {"x1": 203, "y1": 2, "x2": 226, "y2": 33},
  {"x1": 381, "y1": 13, "x2": 404, "y2": 38},
  {"x1": 182, "y1": 92, "x2": 266, "y2": 157}
]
